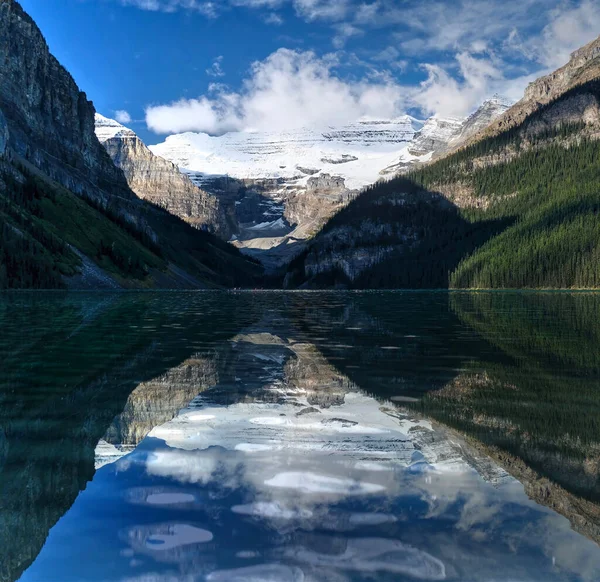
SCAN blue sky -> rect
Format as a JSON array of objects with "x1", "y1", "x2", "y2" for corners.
[{"x1": 20, "y1": 0, "x2": 600, "y2": 144}]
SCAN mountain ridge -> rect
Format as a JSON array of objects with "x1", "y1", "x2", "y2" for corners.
[
  {"x1": 462, "y1": 36, "x2": 600, "y2": 148},
  {"x1": 95, "y1": 114, "x2": 233, "y2": 238}
]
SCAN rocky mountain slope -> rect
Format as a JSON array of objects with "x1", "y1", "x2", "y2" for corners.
[
  {"x1": 0, "y1": 0, "x2": 260, "y2": 289},
  {"x1": 95, "y1": 114, "x2": 232, "y2": 238},
  {"x1": 150, "y1": 101, "x2": 509, "y2": 268},
  {"x1": 380, "y1": 95, "x2": 512, "y2": 175},
  {"x1": 285, "y1": 36, "x2": 600, "y2": 289},
  {"x1": 0, "y1": 1, "x2": 130, "y2": 208},
  {"x1": 470, "y1": 35, "x2": 600, "y2": 144}
]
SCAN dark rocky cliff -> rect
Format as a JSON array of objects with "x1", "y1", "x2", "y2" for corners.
[{"x1": 0, "y1": 0, "x2": 133, "y2": 205}]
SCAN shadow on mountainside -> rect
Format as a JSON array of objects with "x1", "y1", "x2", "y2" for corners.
[{"x1": 285, "y1": 177, "x2": 513, "y2": 289}]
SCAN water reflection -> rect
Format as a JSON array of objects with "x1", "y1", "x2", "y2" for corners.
[
  {"x1": 0, "y1": 292, "x2": 257, "y2": 581},
  {"x1": 0, "y1": 292, "x2": 599, "y2": 581}
]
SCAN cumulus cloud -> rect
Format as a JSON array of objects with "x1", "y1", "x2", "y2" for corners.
[
  {"x1": 146, "y1": 49, "x2": 406, "y2": 135},
  {"x1": 412, "y1": 51, "x2": 540, "y2": 118},
  {"x1": 115, "y1": 110, "x2": 133, "y2": 124},
  {"x1": 146, "y1": 43, "x2": 545, "y2": 135},
  {"x1": 136, "y1": 0, "x2": 600, "y2": 133}
]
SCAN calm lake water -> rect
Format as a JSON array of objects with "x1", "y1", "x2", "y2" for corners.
[{"x1": 1, "y1": 291, "x2": 599, "y2": 582}]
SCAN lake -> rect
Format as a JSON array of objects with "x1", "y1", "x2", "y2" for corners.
[{"x1": 1, "y1": 291, "x2": 599, "y2": 582}]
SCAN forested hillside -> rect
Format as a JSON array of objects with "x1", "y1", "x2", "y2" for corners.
[
  {"x1": 0, "y1": 162, "x2": 261, "y2": 289},
  {"x1": 413, "y1": 80, "x2": 600, "y2": 289},
  {"x1": 286, "y1": 75, "x2": 600, "y2": 289}
]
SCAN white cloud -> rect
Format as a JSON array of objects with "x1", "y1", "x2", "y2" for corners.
[
  {"x1": 412, "y1": 52, "x2": 535, "y2": 118},
  {"x1": 146, "y1": 45, "x2": 539, "y2": 135},
  {"x1": 115, "y1": 110, "x2": 133, "y2": 124},
  {"x1": 136, "y1": 0, "x2": 599, "y2": 132},
  {"x1": 371, "y1": 46, "x2": 407, "y2": 70},
  {"x1": 120, "y1": 0, "x2": 219, "y2": 17},
  {"x1": 535, "y1": 0, "x2": 600, "y2": 68},
  {"x1": 118, "y1": 0, "x2": 600, "y2": 61},
  {"x1": 390, "y1": 0, "x2": 547, "y2": 54},
  {"x1": 146, "y1": 49, "x2": 406, "y2": 135},
  {"x1": 119, "y1": 0, "x2": 349, "y2": 20},
  {"x1": 206, "y1": 56, "x2": 225, "y2": 77},
  {"x1": 293, "y1": 0, "x2": 349, "y2": 21},
  {"x1": 146, "y1": 91, "x2": 242, "y2": 135}
]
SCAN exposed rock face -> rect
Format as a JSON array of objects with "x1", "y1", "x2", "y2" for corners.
[
  {"x1": 0, "y1": 0, "x2": 261, "y2": 289},
  {"x1": 95, "y1": 115, "x2": 231, "y2": 237},
  {"x1": 284, "y1": 185, "x2": 355, "y2": 236},
  {"x1": 452, "y1": 95, "x2": 513, "y2": 145},
  {"x1": 471, "y1": 35, "x2": 600, "y2": 143},
  {"x1": 0, "y1": 0, "x2": 133, "y2": 205},
  {"x1": 525, "y1": 37, "x2": 600, "y2": 104},
  {"x1": 284, "y1": 189, "x2": 455, "y2": 288},
  {"x1": 407, "y1": 117, "x2": 464, "y2": 157},
  {"x1": 306, "y1": 173, "x2": 346, "y2": 192}
]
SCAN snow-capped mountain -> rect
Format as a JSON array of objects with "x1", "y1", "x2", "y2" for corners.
[
  {"x1": 149, "y1": 118, "x2": 428, "y2": 267},
  {"x1": 150, "y1": 117, "x2": 420, "y2": 191},
  {"x1": 150, "y1": 97, "x2": 512, "y2": 191},
  {"x1": 95, "y1": 113, "x2": 137, "y2": 142},
  {"x1": 458, "y1": 94, "x2": 514, "y2": 142},
  {"x1": 407, "y1": 116, "x2": 465, "y2": 157}
]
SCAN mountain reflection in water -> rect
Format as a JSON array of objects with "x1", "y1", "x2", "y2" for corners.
[{"x1": 0, "y1": 291, "x2": 599, "y2": 582}]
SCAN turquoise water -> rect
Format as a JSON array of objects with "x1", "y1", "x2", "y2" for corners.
[{"x1": 1, "y1": 291, "x2": 599, "y2": 581}]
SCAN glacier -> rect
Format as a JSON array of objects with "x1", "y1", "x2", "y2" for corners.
[{"x1": 149, "y1": 117, "x2": 423, "y2": 191}]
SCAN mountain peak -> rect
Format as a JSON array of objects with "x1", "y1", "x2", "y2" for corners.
[
  {"x1": 484, "y1": 94, "x2": 514, "y2": 108},
  {"x1": 94, "y1": 113, "x2": 136, "y2": 142}
]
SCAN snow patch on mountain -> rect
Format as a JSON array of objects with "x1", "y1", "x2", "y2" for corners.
[
  {"x1": 150, "y1": 117, "x2": 421, "y2": 190},
  {"x1": 95, "y1": 113, "x2": 136, "y2": 143},
  {"x1": 149, "y1": 96, "x2": 512, "y2": 193}
]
